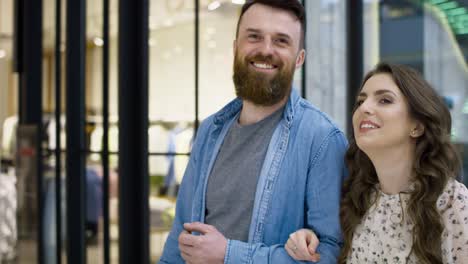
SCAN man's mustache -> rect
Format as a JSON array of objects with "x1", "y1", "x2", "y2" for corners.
[{"x1": 245, "y1": 54, "x2": 282, "y2": 67}]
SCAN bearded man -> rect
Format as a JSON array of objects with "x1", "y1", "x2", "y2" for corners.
[{"x1": 159, "y1": 1, "x2": 347, "y2": 263}]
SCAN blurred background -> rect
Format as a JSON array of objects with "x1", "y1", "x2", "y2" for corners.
[{"x1": 0, "y1": 0, "x2": 466, "y2": 263}]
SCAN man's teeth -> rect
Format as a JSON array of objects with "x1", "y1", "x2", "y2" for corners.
[
  {"x1": 253, "y1": 63, "x2": 274, "y2": 69},
  {"x1": 361, "y1": 123, "x2": 377, "y2": 129}
]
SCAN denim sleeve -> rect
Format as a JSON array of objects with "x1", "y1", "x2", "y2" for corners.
[
  {"x1": 225, "y1": 240, "x2": 323, "y2": 263},
  {"x1": 305, "y1": 130, "x2": 348, "y2": 263},
  {"x1": 224, "y1": 131, "x2": 348, "y2": 264}
]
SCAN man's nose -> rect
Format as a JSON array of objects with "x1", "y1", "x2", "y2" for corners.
[{"x1": 259, "y1": 39, "x2": 274, "y2": 55}]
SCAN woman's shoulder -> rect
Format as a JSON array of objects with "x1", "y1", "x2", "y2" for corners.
[
  {"x1": 438, "y1": 180, "x2": 468, "y2": 263},
  {"x1": 437, "y1": 179, "x2": 468, "y2": 213}
]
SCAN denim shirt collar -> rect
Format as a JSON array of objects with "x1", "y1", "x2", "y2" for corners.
[{"x1": 213, "y1": 88, "x2": 300, "y2": 127}]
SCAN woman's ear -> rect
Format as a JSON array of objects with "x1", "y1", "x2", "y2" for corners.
[{"x1": 410, "y1": 122, "x2": 425, "y2": 138}]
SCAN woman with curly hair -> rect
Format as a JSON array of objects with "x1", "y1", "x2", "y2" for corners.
[{"x1": 285, "y1": 62, "x2": 468, "y2": 263}]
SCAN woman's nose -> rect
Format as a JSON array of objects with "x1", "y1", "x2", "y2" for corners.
[{"x1": 359, "y1": 100, "x2": 374, "y2": 115}]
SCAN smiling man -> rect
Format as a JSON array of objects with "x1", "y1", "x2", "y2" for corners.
[{"x1": 159, "y1": 1, "x2": 348, "y2": 263}]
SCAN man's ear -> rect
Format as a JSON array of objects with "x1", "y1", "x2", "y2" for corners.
[
  {"x1": 233, "y1": 39, "x2": 237, "y2": 55},
  {"x1": 295, "y1": 49, "x2": 305, "y2": 69}
]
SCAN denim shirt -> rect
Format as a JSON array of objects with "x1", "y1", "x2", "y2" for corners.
[{"x1": 159, "y1": 89, "x2": 348, "y2": 264}]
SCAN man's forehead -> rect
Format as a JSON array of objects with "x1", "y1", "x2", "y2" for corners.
[{"x1": 238, "y1": 4, "x2": 301, "y2": 36}]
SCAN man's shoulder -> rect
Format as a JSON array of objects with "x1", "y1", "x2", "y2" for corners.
[
  {"x1": 295, "y1": 98, "x2": 343, "y2": 134},
  {"x1": 194, "y1": 115, "x2": 216, "y2": 140}
]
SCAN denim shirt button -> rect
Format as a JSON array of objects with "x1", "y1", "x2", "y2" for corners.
[{"x1": 266, "y1": 180, "x2": 273, "y2": 190}]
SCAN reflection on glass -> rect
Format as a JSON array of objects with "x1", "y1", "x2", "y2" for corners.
[
  {"x1": 304, "y1": 0, "x2": 347, "y2": 131},
  {"x1": 148, "y1": 2, "x2": 195, "y2": 122},
  {"x1": 149, "y1": 153, "x2": 190, "y2": 262},
  {"x1": 0, "y1": 0, "x2": 18, "y2": 261},
  {"x1": 86, "y1": 154, "x2": 120, "y2": 264},
  {"x1": 199, "y1": 3, "x2": 239, "y2": 119},
  {"x1": 148, "y1": 0, "x2": 199, "y2": 261},
  {"x1": 43, "y1": 153, "x2": 66, "y2": 264},
  {"x1": 148, "y1": 123, "x2": 193, "y2": 263}
]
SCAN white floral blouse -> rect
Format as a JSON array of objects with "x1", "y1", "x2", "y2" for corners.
[{"x1": 347, "y1": 179, "x2": 468, "y2": 264}]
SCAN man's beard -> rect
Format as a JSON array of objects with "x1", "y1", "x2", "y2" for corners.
[{"x1": 232, "y1": 52, "x2": 295, "y2": 106}]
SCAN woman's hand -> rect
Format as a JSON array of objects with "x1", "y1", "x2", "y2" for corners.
[{"x1": 285, "y1": 228, "x2": 321, "y2": 262}]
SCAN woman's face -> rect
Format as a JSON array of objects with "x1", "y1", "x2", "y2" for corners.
[{"x1": 352, "y1": 73, "x2": 420, "y2": 153}]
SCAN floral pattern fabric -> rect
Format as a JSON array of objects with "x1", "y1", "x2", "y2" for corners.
[{"x1": 347, "y1": 179, "x2": 468, "y2": 264}]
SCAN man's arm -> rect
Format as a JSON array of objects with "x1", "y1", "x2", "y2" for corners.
[
  {"x1": 229, "y1": 130, "x2": 347, "y2": 263},
  {"x1": 185, "y1": 131, "x2": 348, "y2": 264},
  {"x1": 303, "y1": 130, "x2": 348, "y2": 262},
  {"x1": 182, "y1": 223, "x2": 319, "y2": 264}
]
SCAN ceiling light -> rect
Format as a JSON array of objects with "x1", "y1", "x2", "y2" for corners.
[
  {"x1": 0, "y1": 50, "x2": 5, "y2": 59},
  {"x1": 208, "y1": 1, "x2": 221, "y2": 11},
  {"x1": 232, "y1": 0, "x2": 245, "y2": 5},
  {"x1": 93, "y1": 37, "x2": 104, "y2": 47}
]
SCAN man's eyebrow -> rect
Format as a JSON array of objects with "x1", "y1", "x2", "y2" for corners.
[
  {"x1": 276, "y1": 33, "x2": 292, "y2": 40},
  {"x1": 245, "y1": 28, "x2": 292, "y2": 39},
  {"x1": 245, "y1": 28, "x2": 261, "y2": 33}
]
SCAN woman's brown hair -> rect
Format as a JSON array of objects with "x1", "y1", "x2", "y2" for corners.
[{"x1": 339, "y1": 62, "x2": 461, "y2": 263}]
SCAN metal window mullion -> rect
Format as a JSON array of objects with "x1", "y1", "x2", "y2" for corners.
[
  {"x1": 21, "y1": 0, "x2": 44, "y2": 263},
  {"x1": 194, "y1": 0, "x2": 200, "y2": 134},
  {"x1": 102, "y1": 0, "x2": 111, "y2": 262},
  {"x1": 65, "y1": 0, "x2": 87, "y2": 262},
  {"x1": 118, "y1": 0, "x2": 150, "y2": 262},
  {"x1": 54, "y1": 0, "x2": 63, "y2": 262},
  {"x1": 346, "y1": 0, "x2": 363, "y2": 136}
]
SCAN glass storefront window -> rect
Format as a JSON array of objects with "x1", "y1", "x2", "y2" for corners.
[
  {"x1": 148, "y1": 0, "x2": 196, "y2": 261},
  {"x1": 304, "y1": 0, "x2": 347, "y2": 132}
]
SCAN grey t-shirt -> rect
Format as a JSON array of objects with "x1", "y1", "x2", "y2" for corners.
[{"x1": 205, "y1": 107, "x2": 284, "y2": 241}]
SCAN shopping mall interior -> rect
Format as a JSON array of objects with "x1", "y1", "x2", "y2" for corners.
[{"x1": 0, "y1": 0, "x2": 467, "y2": 263}]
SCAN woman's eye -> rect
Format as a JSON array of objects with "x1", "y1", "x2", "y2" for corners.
[{"x1": 379, "y1": 98, "x2": 392, "y2": 104}]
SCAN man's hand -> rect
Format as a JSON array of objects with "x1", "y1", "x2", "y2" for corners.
[{"x1": 178, "y1": 222, "x2": 227, "y2": 264}]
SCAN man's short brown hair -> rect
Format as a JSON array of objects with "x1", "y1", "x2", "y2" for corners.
[{"x1": 235, "y1": 0, "x2": 306, "y2": 49}]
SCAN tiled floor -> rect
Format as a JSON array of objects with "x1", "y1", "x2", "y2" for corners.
[{"x1": 13, "y1": 229, "x2": 168, "y2": 263}]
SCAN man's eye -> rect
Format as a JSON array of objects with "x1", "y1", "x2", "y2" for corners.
[
  {"x1": 276, "y1": 38, "x2": 288, "y2": 44},
  {"x1": 248, "y1": 34, "x2": 259, "y2": 40}
]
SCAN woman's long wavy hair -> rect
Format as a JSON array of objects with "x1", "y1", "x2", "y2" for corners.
[{"x1": 338, "y1": 62, "x2": 461, "y2": 264}]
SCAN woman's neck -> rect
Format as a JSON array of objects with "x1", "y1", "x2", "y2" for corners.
[{"x1": 366, "y1": 144, "x2": 416, "y2": 194}]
